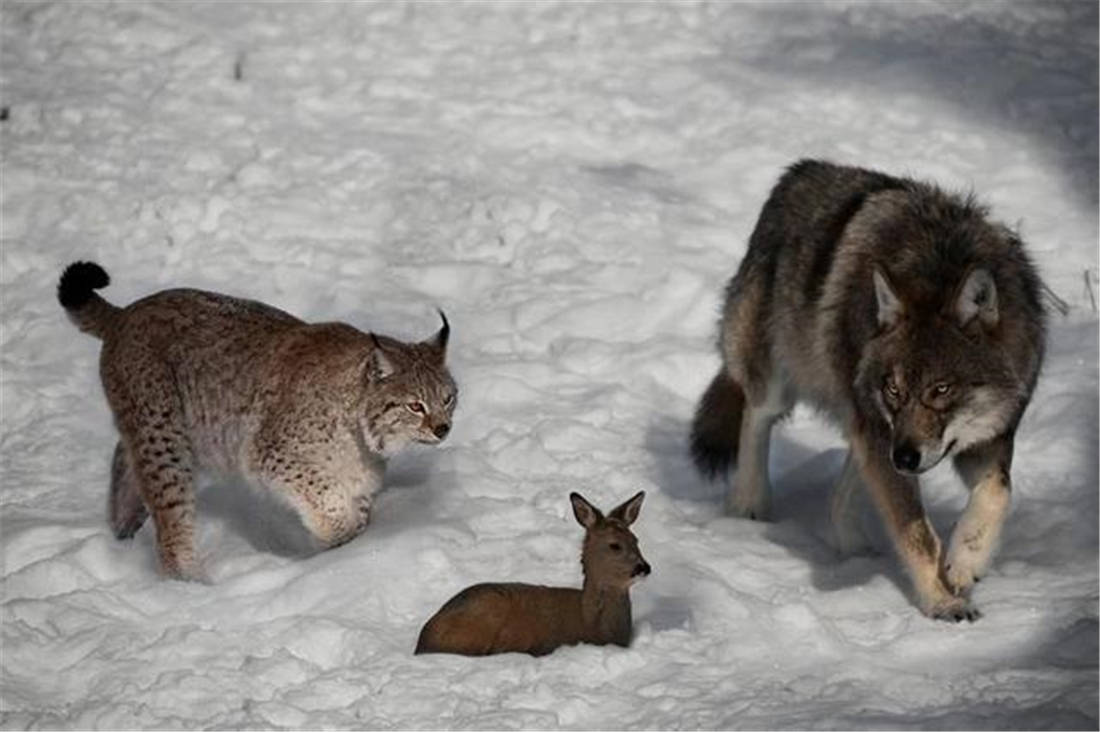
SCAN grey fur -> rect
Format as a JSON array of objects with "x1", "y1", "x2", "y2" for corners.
[
  {"x1": 59, "y1": 262, "x2": 456, "y2": 580},
  {"x1": 690, "y1": 160, "x2": 1046, "y2": 621}
]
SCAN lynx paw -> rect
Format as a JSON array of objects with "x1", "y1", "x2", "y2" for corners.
[{"x1": 159, "y1": 556, "x2": 207, "y2": 583}]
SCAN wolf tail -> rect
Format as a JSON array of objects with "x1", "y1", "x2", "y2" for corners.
[
  {"x1": 58, "y1": 261, "x2": 119, "y2": 339},
  {"x1": 690, "y1": 368, "x2": 744, "y2": 480}
]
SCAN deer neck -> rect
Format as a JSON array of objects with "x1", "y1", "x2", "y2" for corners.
[{"x1": 579, "y1": 577, "x2": 632, "y2": 646}]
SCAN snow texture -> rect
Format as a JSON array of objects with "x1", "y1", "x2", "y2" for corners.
[{"x1": 1, "y1": 1, "x2": 1097, "y2": 729}]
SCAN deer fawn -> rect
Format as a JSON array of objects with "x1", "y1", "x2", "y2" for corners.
[{"x1": 415, "y1": 491, "x2": 651, "y2": 657}]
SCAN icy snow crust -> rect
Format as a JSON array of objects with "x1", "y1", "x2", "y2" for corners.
[{"x1": 1, "y1": 1, "x2": 1097, "y2": 729}]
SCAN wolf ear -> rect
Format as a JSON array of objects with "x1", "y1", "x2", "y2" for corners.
[
  {"x1": 956, "y1": 268, "x2": 998, "y2": 328},
  {"x1": 570, "y1": 492, "x2": 603, "y2": 529},
  {"x1": 872, "y1": 268, "x2": 904, "y2": 329},
  {"x1": 367, "y1": 334, "x2": 396, "y2": 381},
  {"x1": 422, "y1": 309, "x2": 449, "y2": 363},
  {"x1": 608, "y1": 491, "x2": 645, "y2": 526}
]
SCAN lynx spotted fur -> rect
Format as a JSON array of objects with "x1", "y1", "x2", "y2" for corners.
[{"x1": 59, "y1": 261, "x2": 456, "y2": 580}]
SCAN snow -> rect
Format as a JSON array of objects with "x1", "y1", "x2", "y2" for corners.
[{"x1": 1, "y1": 1, "x2": 1097, "y2": 729}]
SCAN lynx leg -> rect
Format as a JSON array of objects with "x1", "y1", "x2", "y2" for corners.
[
  {"x1": 945, "y1": 437, "x2": 1013, "y2": 595},
  {"x1": 253, "y1": 450, "x2": 383, "y2": 550},
  {"x1": 829, "y1": 451, "x2": 871, "y2": 556},
  {"x1": 728, "y1": 376, "x2": 789, "y2": 520},
  {"x1": 109, "y1": 441, "x2": 148, "y2": 539},
  {"x1": 851, "y1": 431, "x2": 979, "y2": 622},
  {"x1": 106, "y1": 368, "x2": 202, "y2": 580},
  {"x1": 129, "y1": 428, "x2": 200, "y2": 580}
]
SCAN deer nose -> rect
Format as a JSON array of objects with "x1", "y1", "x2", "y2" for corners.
[
  {"x1": 892, "y1": 442, "x2": 921, "y2": 473},
  {"x1": 632, "y1": 561, "x2": 651, "y2": 578},
  {"x1": 433, "y1": 422, "x2": 451, "y2": 440}
]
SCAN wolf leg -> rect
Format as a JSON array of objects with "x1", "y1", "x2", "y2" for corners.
[
  {"x1": 851, "y1": 432, "x2": 980, "y2": 622},
  {"x1": 728, "y1": 375, "x2": 789, "y2": 520},
  {"x1": 946, "y1": 437, "x2": 1013, "y2": 594},
  {"x1": 829, "y1": 451, "x2": 872, "y2": 555},
  {"x1": 109, "y1": 440, "x2": 148, "y2": 539}
]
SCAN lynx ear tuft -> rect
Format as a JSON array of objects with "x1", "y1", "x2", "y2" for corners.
[{"x1": 424, "y1": 309, "x2": 449, "y2": 361}]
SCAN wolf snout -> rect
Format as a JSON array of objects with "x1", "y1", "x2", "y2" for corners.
[
  {"x1": 632, "y1": 560, "x2": 652, "y2": 578},
  {"x1": 891, "y1": 442, "x2": 921, "y2": 473}
]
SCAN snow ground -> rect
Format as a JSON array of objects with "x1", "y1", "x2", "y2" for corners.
[{"x1": 1, "y1": 1, "x2": 1097, "y2": 729}]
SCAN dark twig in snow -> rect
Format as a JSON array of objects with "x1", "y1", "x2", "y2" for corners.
[
  {"x1": 1042, "y1": 281, "x2": 1070, "y2": 317},
  {"x1": 1084, "y1": 269, "x2": 1097, "y2": 314}
]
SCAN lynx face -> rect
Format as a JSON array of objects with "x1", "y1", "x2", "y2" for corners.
[{"x1": 360, "y1": 324, "x2": 457, "y2": 456}]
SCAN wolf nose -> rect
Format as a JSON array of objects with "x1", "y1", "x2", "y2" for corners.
[
  {"x1": 633, "y1": 561, "x2": 651, "y2": 578},
  {"x1": 892, "y1": 443, "x2": 921, "y2": 472},
  {"x1": 433, "y1": 423, "x2": 451, "y2": 439}
]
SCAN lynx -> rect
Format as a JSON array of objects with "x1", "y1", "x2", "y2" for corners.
[{"x1": 58, "y1": 261, "x2": 457, "y2": 580}]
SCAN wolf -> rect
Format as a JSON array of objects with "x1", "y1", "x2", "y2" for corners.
[
  {"x1": 690, "y1": 160, "x2": 1046, "y2": 621},
  {"x1": 59, "y1": 261, "x2": 456, "y2": 581}
]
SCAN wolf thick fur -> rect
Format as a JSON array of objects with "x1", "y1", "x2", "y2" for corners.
[
  {"x1": 690, "y1": 160, "x2": 1045, "y2": 621},
  {"x1": 59, "y1": 262, "x2": 457, "y2": 580}
]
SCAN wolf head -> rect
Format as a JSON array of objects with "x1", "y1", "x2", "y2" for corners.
[
  {"x1": 359, "y1": 312, "x2": 457, "y2": 456},
  {"x1": 856, "y1": 267, "x2": 1026, "y2": 474}
]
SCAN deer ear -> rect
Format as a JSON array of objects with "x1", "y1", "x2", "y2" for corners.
[
  {"x1": 366, "y1": 334, "x2": 395, "y2": 381},
  {"x1": 956, "y1": 268, "x2": 998, "y2": 328},
  {"x1": 608, "y1": 491, "x2": 645, "y2": 526},
  {"x1": 570, "y1": 492, "x2": 603, "y2": 529},
  {"x1": 422, "y1": 309, "x2": 449, "y2": 363},
  {"x1": 873, "y1": 268, "x2": 904, "y2": 329}
]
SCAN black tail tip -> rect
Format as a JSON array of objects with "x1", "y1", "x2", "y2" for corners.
[{"x1": 58, "y1": 261, "x2": 109, "y2": 309}]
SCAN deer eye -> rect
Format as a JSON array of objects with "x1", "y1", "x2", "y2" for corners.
[
  {"x1": 608, "y1": 542, "x2": 622, "y2": 552},
  {"x1": 406, "y1": 401, "x2": 426, "y2": 415}
]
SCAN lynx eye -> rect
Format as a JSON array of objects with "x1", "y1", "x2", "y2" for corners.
[
  {"x1": 406, "y1": 401, "x2": 426, "y2": 415},
  {"x1": 442, "y1": 393, "x2": 455, "y2": 408}
]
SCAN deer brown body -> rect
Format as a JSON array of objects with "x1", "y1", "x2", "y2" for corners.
[{"x1": 415, "y1": 492, "x2": 650, "y2": 657}]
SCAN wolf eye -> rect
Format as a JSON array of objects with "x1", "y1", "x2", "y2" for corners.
[
  {"x1": 609, "y1": 542, "x2": 622, "y2": 552},
  {"x1": 883, "y1": 379, "x2": 900, "y2": 399},
  {"x1": 932, "y1": 383, "x2": 952, "y2": 396},
  {"x1": 406, "y1": 401, "x2": 426, "y2": 415}
]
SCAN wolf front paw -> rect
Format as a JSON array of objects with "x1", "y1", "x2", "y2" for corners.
[
  {"x1": 943, "y1": 535, "x2": 993, "y2": 596},
  {"x1": 726, "y1": 495, "x2": 771, "y2": 521},
  {"x1": 944, "y1": 559, "x2": 982, "y2": 596},
  {"x1": 925, "y1": 595, "x2": 982, "y2": 623}
]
